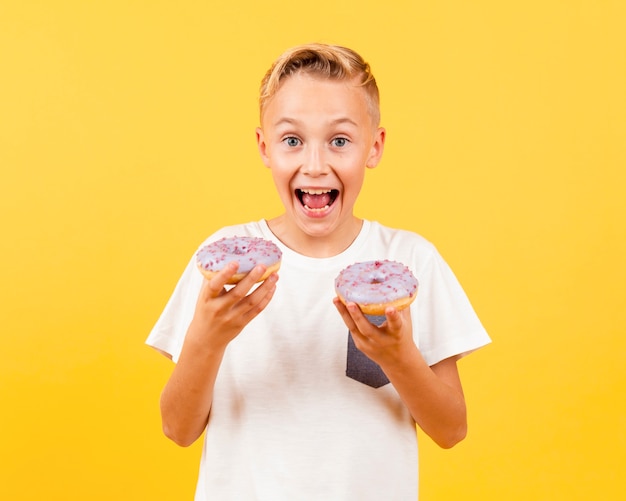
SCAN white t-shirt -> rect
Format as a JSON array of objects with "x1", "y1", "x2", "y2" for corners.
[{"x1": 147, "y1": 220, "x2": 490, "y2": 500}]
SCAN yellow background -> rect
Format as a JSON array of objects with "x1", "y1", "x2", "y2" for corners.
[{"x1": 1, "y1": 1, "x2": 624, "y2": 499}]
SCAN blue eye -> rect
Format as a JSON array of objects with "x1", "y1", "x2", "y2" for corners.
[
  {"x1": 284, "y1": 137, "x2": 301, "y2": 147},
  {"x1": 332, "y1": 137, "x2": 349, "y2": 147}
]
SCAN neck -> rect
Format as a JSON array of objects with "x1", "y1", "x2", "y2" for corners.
[{"x1": 266, "y1": 215, "x2": 363, "y2": 258}]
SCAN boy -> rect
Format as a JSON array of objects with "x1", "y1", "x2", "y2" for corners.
[{"x1": 147, "y1": 43, "x2": 490, "y2": 500}]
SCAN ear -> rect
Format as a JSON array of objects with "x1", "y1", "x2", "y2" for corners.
[
  {"x1": 366, "y1": 127, "x2": 386, "y2": 169},
  {"x1": 256, "y1": 127, "x2": 271, "y2": 167}
]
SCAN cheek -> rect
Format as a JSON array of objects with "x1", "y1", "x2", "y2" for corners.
[
  {"x1": 344, "y1": 164, "x2": 366, "y2": 189},
  {"x1": 270, "y1": 163, "x2": 295, "y2": 192},
  {"x1": 270, "y1": 159, "x2": 292, "y2": 178}
]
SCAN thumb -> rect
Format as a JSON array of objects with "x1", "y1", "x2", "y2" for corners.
[{"x1": 384, "y1": 307, "x2": 404, "y2": 333}]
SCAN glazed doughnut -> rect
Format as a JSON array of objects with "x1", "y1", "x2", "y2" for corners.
[
  {"x1": 335, "y1": 260, "x2": 418, "y2": 321},
  {"x1": 196, "y1": 236, "x2": 282, "y2": 284}
]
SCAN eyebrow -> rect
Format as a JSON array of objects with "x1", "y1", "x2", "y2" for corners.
[{"x1": 273, "y1": 117, "x2": 359, "y2": 128}]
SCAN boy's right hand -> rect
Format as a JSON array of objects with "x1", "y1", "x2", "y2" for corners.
[
  {"x1": 188, "y1": 261, "x2": 278, "y2": 350},
  {"x1": 160, "y1": 261, "x2": 278, "y2": 446}
]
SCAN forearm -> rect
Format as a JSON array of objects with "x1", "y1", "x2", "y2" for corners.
[
  {"x1": 333, "y1": 300, "x2": 468, "y2": 448},
  {"x1": 160, "y1": 330, "x2": 226, "y2": 447},
  {"x1": 158, "y1": 265, "x2": 278, "y2": 447},
  {"x1": 381, "y1": 347, "x2": 467, "y2": 449}
]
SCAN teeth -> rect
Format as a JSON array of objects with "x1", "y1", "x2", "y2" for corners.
[
  {"x1": 304, "y1": 205, "x2": 330, "y2": 211},
  {"x1": 300, "y1": 188, "x2": 332, "y2": 195}
]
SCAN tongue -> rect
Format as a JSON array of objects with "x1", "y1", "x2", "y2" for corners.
[{"x1": 302, "y1": 192, "x2": 331, "y2": 209}]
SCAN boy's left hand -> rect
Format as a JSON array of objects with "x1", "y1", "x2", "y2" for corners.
[
  {"x1": 333, "y1": 295, "x2": 468, "y2": 449},
  {"x1": 332, "y1": 297, "x2": 415, "y2": 367}
]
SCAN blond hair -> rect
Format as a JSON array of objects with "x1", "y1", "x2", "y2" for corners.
[{"x1": 259, "y1": 43, "x2": 380, "y2": 126}]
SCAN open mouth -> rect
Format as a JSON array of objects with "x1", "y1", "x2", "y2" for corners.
[{"x1": 296, "y1": 188, "x2": 339, "y2": 211}]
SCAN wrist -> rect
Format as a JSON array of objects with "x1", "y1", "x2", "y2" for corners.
[
  {"x1": 379, "y1": 341, "x2": 427, "y2": 378},
  {"x1": 184, "y1": 322, "x2": 229, "y2": 358}
]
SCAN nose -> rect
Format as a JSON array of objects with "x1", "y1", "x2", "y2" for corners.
[{"x1": 301, "y1": 144, "x2": 329, "y2": 177}]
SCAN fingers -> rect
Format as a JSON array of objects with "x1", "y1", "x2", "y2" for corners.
[
  {"x1": 333, "y1": 297, "x2": 409, "y2": 339},
  {"x1": 333, "y1": 297, "x2": 359, "y2": 332},
  {"x1": 207, "y1": 263, "x2": 277, "y2": 320},
  {"x1": 201, "y1": 262, "x2": 268, "y2": 301},
  {"x1": 202, "y1": 261, "x2": 240, "y2": 299},
  {"x1": 238, "y1": 272, "x2": 278, "y2": 324},
  {"x1": 384, "y1": 306, "x2": 404, "y2": 332},
  {"x1": 228, "y1": 264, "x2": 270, "y2": 301},
  {"x1": 333, "y1": 298, "x2": 377, "y2": 339},
  {"x1": 194, "y1": 265, "x2": 278, "y2": 346}
]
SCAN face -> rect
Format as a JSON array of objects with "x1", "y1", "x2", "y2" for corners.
[{"x1": 256, "y1": 72, "x2": 385, "y2": 252}]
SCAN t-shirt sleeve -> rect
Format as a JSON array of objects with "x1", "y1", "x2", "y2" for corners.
[
  {"x1": 413, "y1": 248, "x2": 491, "y2": 366},
  {"x1": 145, "y1": 256, "x2": 204, "y2": 363}
]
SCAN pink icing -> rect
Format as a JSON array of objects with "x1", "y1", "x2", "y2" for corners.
[
  {"x1": 334, "y1": 260, "x2": 418, "y2": 306},
  {"x1": 196, "y1": 236, "x2": 282, "y2": 274}
]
